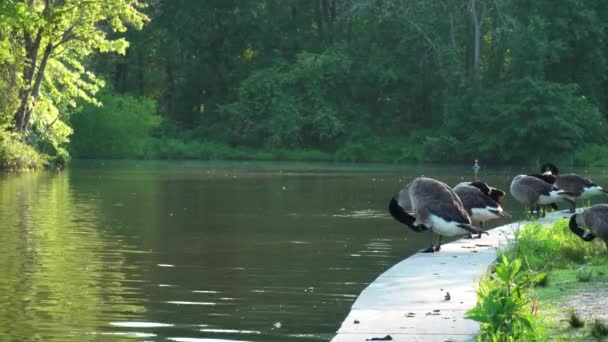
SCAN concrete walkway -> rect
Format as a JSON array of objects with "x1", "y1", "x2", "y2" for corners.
[{"x1": 332, "y1": 210, "x2": 576, "y2": 342}]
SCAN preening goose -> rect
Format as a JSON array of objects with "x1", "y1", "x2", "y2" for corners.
[
  {"x1": 510, "y1": 174, "x2": 575, "y2": 217},
  {"x1": 569, "y1": 204, "x2": 608, "y2": 245},
  {"x1": 408, "y1": 177, "x2": 485, "y2": 252},
  {"x1": 454, "y1": 182, "x2": 511, "y2": 238},
  {"x1": 388, "y1": 183, "x2": 428, "y2": 232},
  {"x1": 542, "y1": 163, "x2": 606, "y2": 212},
  {"x1": 466, "y1": 180, "x2": 507, "y2": 204}
]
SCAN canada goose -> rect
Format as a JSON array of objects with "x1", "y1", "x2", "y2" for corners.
[
  {"x1": 569, "y1": 204, "x2": 608, "y2": 245},
  {"x1": 542, "y1": 163, "x2": 606, "y2": 212},
  {"x1": 510, "y1": 175, "x2": 575, "y2": 217},
  {"x1": 525, "y1": 174, "x2": 559, "y2": 216},
  {"x1": 388, "y1": 183, "x2": 429, "y2": 232},
  {"x1": 408, "y1": 177, "x2": 486, "y2": 252},
  {"x1": 454, "y1": 182, "x2": 511, "y2": 238},
  {"x1": 466, "y1": 180, "x2": 507, "y2": 204}
]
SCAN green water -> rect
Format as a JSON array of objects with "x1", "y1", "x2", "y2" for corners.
[{"x1": 0, "y1": 160, "x2": 605, "y2": 341}]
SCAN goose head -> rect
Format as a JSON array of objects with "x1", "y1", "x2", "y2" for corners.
[{"x1": 569, "y1": 214, "x2": 596, "y2": 242}]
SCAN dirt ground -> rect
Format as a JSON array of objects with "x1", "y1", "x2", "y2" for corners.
[{"x1": 560, "y1": 287, "x2": 608, "y2": 323}]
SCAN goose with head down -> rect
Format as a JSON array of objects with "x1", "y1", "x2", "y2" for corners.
[
  {"x1": 388, "y1": 182, "x2": 429, "y2": 233},
  {"x1": 569, "y1": 204, "x2": 608, "y2": 247},
  {"x1": 510, "y1": 174, "x2": 575, "y2": 218},
  {"x1": 454, "y1": 181, "x2": 511, "y2": 238},
  {"x1": 542, "y1": 163, "x2": 607, "y2": 212},
  {"x1": 407, "y1": 177, "x2": 486, "y2": 252}
]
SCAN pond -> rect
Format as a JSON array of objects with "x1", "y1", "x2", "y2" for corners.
[{"x1": 0, "y1": 160, "x2": 605, "y2": 341}]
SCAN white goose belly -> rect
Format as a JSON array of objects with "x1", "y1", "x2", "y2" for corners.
[
  {"x1": 537, "y1": 190, "x2": 563, "y2": 205},
  {"x1": 579, "y1": 186, "x2": 604, "y2": 199},
  {"x1": 428, "y1": 214, "x2": 470, "y2": 236},
  {"x1": 471, "y1": 207, "x2": 502, "y2": 222}
]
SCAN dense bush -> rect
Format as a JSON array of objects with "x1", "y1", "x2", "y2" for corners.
[
  {"x1": 70, "y1": 91, "x2": 160, "y2": 158},
  {"x1": 445, "y1": 78, "x2": 607, "y2": 163},
  {"x1": 0, "y1": 126, "x2": 46, "y2": 170}
]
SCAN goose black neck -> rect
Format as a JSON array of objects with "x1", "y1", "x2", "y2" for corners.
[
  {"x1": 541, "y1": 162, "x2": 559, "y2": 175},
  {"x1": 469, "y1": 181, "x2": 491, "y2": 196},
  {"x1": 489, "y1": 189, "x2": 505, "y2": 203},
  {"x1": 389, "y1": 197, "x2": 415, "y2": 226},
  {"x1": 388, "y1": 197, "x2": 429, "y2": 232},
  {"x1": 569, "y1": 215, "x2": 596, "y2": 241}
]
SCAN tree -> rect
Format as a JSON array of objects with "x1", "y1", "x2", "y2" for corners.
[{"x1": 6, "y1": 0, "x2": 148, "y2": 145}]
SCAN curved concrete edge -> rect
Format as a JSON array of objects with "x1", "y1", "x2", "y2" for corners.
[{"x1": 332, "y1": 210, "x2": 578, "y2": 342}]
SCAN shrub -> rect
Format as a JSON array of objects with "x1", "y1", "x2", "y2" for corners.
[
  {"x1": 466, "y1": 256, "x2": 540, "y2": 341},
  {"x1": 0, "y1": 127, "x2": 46, "y2": 170},
  {"x1": 567, "y1": 309, "x2": 584, "y2": 328},
  {"x1": 590, "y1": 319, "x2": 608, "y2": 337},
  {"x1": 576, "y1": 267, "x2": 592, "y2": 282},
  {"x1": 70, "y1": 90, "x2": 160, "y2": 158}
]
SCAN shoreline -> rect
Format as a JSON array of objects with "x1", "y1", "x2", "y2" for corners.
[{"x1": 331, "y1": 210, "x2": 576, "y2": 342}]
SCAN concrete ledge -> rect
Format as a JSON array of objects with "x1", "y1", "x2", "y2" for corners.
[{"x1": 332, "y1": 210, "x2": 576, "y2": 342}]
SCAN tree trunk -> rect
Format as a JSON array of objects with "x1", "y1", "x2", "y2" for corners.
[
  {"x1": 15, "y1": 28, "x2": 43, "y2": 131},
  {"x1": 137, "y1": 48, "x2": 145, "y2": 96},
  {"x1": 165, "y1": 60, "x2": 175, "y2": 116},
  {"x1": 471, "y1": 0, "x2": 486, "y2": 78},
  {"x1": 19, "y1": 42, "x2": 52, "y2": 132}
]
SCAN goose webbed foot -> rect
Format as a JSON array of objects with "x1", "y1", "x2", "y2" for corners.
[
  {"x1": 433, "y1": 244, "x2": 441, "y2": 252},
  {"x1": 421, "y1": 246, "x2": 436, "y2": 253}
]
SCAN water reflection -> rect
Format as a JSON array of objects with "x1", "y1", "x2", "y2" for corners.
[
  {"x1": 1, "y1": 161, "x2": 605, "y2": 341},
  {"x1": 0, "y1": 172, "x2": 146, "y2": 341}
]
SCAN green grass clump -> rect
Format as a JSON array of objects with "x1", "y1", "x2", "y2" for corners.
[
  {"x1": 502, "y1": 220, "x2": 605, "y2": 271},
  {"x1": 0, "y1": 127, "x2": 46, "y2": 171},
  {"x1": 576, "y1": 267, "x2": 592, "y2": 282},
  {"x1": 567, "y1": 309, "x2": 585, "y2": 328},
  {"x1": 589, "y1": 319, "x2": 608, "y2": 338}
]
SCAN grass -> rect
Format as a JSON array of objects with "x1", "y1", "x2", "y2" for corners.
[
  {"x1": 567, "y1": 309, "x2": 585, "y2": 328},
  {"x1": 576, "y1": 267, "x2": 593, "y2": 282},
  {"x1": 590, "y1": 319, "x2": 608, "y2": 338},
  {"x1": 474, "y1": 218, "x2": 608, "y2": 341}
]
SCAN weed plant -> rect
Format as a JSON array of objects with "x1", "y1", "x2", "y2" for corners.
[{"x1": 567, "y1": 309, "x2": 585, "y2": 328}]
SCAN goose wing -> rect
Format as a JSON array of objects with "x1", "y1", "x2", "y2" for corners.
[
  {"x1": 519, "y1": 175, "x2": 555, "y2": 196},
  {"x1": 411, "y1": 177, "x2": 471, "y2": 224},
  {"x1": 556, "y1": 174, "x2": 595, "y2": 196},
  {"x1": 585, "y1": 204, "x2": 608, "y2": 239},
  {"x1": 454, "y1": 185, "x2": 500, "y2": 214}
]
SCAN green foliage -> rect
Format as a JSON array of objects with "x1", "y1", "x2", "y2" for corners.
[
  {"x1": 0, "y1": 126, "x2": 45, "y2": 170},
  {"x1": 575, "y1": 267, "x2": 592, "y2": 282},
  {"x1": 70, "y1": 91, "x2": 160, "y2": 158},
  {"x1": 574, "y1": 144, "x2": 608, "y2": 166},
  {"x1": 589, "y1": 319, "x2": 608, "y2": 338},
  {"x1": 141, "y1": 138, "x2": 332, "y2": 162},
  {"x1": 466, "y1": 255, "x2": 540, "y2": 341},
  {"x1": 501, "y1": 220, "x2": 604, "y2": 270},
  {"x1": 0, "y1": 0, "x2": 148, "y2": 169},
  {"x1": 445, "y1": 78, "x2": 607, "y2": 162},
  {"x1": 219, "y1": 49, "x2": 351, "y2": 148},
  {"x1": 567, "y1": 309, "x2": 584, "y2": 328}
]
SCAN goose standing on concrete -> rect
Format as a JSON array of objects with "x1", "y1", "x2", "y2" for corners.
[
  {"x1": 408, "y1": 177, "x2": 486, "y2": 252},
  {"x1": 454, "y1": 182, "x2": 511, "y2": 238},
  {"x1": 510, "y1": 175, "x2": 575, "y2": 217},
  {"x1": 542, "y1": 163, "x2": 606, "y2": 212},
  {"x1": 569, "y1": 204, "x2": 608, "y2": 245},
  {"x1": 388, "y1": 183, "x2": 429, "y2": 232}
]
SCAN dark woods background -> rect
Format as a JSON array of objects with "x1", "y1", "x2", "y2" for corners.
[{"x1": 4, "y1": 0, "x2": 608, "y2": 165}]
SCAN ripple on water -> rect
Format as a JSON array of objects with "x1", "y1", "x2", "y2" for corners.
[
  {"x1": 109, "y1": 321, "x2": 174, "y2": 328},
  {"x1": 168, "y1": 338, "x2": 251, "y2": 342}
]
